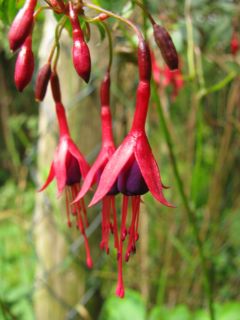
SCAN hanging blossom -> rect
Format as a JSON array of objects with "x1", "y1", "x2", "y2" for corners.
[
  {"x1": 152, "y1": 51, "x2": 183, "y2": 100},
  {"x1": 231, "y1": 29, "x2": 239, "y2": 56},
  {"x1": 89, "y1": 40, "x2": 174, "y2": 298},
  {"x1": 73, "y1": 71, "x2": 120, "y2": 257},
  {"x1": 39, "y1": 71, "x2": 93, "y2": 268},
  {"x1": 9, "y1": 0, "x2": 180, "y2": 299}
]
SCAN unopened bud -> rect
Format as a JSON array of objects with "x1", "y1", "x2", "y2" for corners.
[
  {"x1": 153, "y1": 24, "x2": 178, "y2": 70},
  {"x1": 14, "y1": 36, "x2": 34, "y2": 92},
  {"x1": 8, "y1": 0, "x2": 37, "y2": 51},
  {"x1": 35, "y1": 63, "x2": 51, "y2": 101},
  {"x1": 69, "y1": 2, "x2": 91, "y2": 83}
]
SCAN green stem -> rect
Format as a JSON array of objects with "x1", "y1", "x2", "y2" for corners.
[
  {"x1": 133, "y1": 0, "x2": 156, "y2": 25},
  {"x1": 152, "y1": 81, "x2": 215, "y2": 320},
  {"x1": 101, "y1": 21, "x2": 113, "y2": 71},
  {"x1": 83, "y1": 2, "x2": 144, "y2": 41},
  {"x1": 185, "y1": 0, "x2": 195, "y2": 78}
]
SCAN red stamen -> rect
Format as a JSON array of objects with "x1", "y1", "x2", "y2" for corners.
[
  {"x1": 65, "y1": 188, "x2": 72, "y2": 227},
  {"x1": 121, "y1": 196, "x2": 129, "y2": 241},
  {"x1": 111, "y1": 196, "x2": 119, "y2": 252},
  {"x1": 100, "y1": 197, "x2": 111, "y2": 254}
]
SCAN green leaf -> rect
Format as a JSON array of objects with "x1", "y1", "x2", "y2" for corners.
[
  {"x1": 99, "y1": 289, "x2": 146, "y2": 320},
  {"x1": 149, "y1": 305, "x2": 192, "y2": 320}
]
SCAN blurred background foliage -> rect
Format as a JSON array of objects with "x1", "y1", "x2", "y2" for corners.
[{"x1": 0, "y1": 0, "x2": 240, "y2": 319}]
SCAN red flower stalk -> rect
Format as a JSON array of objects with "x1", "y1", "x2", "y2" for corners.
[
  {"x1": 35, "y1": 62, "x2": 52, "y2": 101},
  {"x1": 39, "y1": 72, "x2": 92, "y2": 268},
  {"x1": 69, "y1": 2, "x2": 91, "y2": 83},
  {"x1": 90, "y1": 40, "x2": 173, "y2": 298},
  {"x1": 231, "y1": 31, "x2": 239, "y2": 56},
  {"x1": 73, "y1": 71, "x2": 119, "y2": 256},
  {"x1": 8, "y1": 0, "x2": 37, "y2": 52},
  {"x1": 14, "y1": 35, "x2": 34, "y2": 92}
]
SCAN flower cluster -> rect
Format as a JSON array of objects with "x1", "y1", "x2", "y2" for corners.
[{"x1": 9, "y1": 0, "x2": 179, "y2": 298}]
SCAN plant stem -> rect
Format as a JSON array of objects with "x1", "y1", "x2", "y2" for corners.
[
  {"x1": 83, "y1": 2, "x2": 144, "y2": 41},
  {"x1": 152, "y1": 81, "x2": 215, "y2": 320}
]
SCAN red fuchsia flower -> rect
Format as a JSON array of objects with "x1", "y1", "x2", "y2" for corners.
[
  {"x1": 39, "y1": 71, "x2": 92, "y2": 268},
  {"x1": 69, "y1": 2, "x2": 91, "y2": 83},
  {"x1": 14, "y1": 35, "x2": 34, "y2": 92},
  {"x1": 73, "y1": 71, "x2": 120, "y2": 257},
  {"x1": 8, "y1": 0, "x2": 37, "y2": 52},
  {"x1": 151, "y1": 51, "x2": 183, "y2": 99},
  {"x1": 231, "y1": 31, "x2": 239, "y2": 56},
  {"x1": 163, "y1": 65, "x2": 184, "y2": 99},
  {"x1": 89, "y1": 40, "x2": 173, "y2": 298}
]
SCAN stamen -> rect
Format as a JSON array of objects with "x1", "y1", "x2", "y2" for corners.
[
  {"x1": 65, "y1": 188, "x2": 72, "y2": 227},
  {"x1": 121, "y1": 195, "x2": 129, "y2": 241},
  {"x1": 100, "y1": 196, "x2": 111, "y2": 254},
  {"x1": 76, "y1": 205, "x2": 93, "y2": 268},
  {"x1": 111, "y1": 196, "x2": 119, "y2": 252}
]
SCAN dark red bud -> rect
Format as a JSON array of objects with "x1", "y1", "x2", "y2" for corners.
[
  {"x1": 100, "y1": 71, "x2": 110, "y2": 106},
  {"x1": 50, "y1": 72, "x2": 61, "y2": 103},
  {"x1": 8, "y1": 0, "x2": 37, "y2": 51},
  {"x1": 138, "y1": 40, "x2": 152, "y2": 82},
  {"x1": 14, "y1": 36, "x2": 34, "y2": 92},
  {"x1": 35, "y1": 63, "x2": 51, "y2": 101},
  {"x1": 153, "y1": 24, "x2": 178, "y2": 70}
]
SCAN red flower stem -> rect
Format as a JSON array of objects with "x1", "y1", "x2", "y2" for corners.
[
  {"x1": 131, "y1": 80, "x2": 150, "y2": 131},
  {"x1": 55, "y1": 103, "x2": 70, "y2": 136},
  {"x1": 100, "y1": 72, "x2": 115, "y2": 145},
  {"x1": 132, "y1": 0, "x2": 156, "y2": 25},
  {"x1": 26, "y1": 0, "x2": 37, "y2": 11},
  {"x1": 69, "y1": 2, "x2": 84, "y2": 39}
]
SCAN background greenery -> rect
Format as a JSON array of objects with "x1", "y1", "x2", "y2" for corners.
[{"x1": 0, "y1": 0, "x2": 240, "y2": 319}]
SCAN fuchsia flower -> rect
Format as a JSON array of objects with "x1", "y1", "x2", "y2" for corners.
[
  {"x1": 73, "y1": 71, "x2": 119, "y2": 257},
  {"x1": 39, "y1": 72, "x2": 92, "y2": 268},
  {"x1": 89, "y1": 40, "x2": 173, "y2": 298},
  {"x1": 231, "y1": 31, "x2": 239, "y2": 56},
  {"x1": 152, "y1": 51, "x2": 183, "y2": 99}
]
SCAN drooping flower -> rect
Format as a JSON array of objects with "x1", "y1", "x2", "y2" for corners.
[
  {"x1": 39, "y1": 71, "x2": 92, "y2": 268},
  {"x1": 89, "y1": 40, "x2": 173, "y2": 298},
  {"x1": 231, "y1": 30, "x2": 239, "y2": 56},
  {"x1": 73, "y1": 71, "x2": 119, "y2": 257},
  {"x1": 151, "y1": 51, "x2": 183, "y2": 99}
]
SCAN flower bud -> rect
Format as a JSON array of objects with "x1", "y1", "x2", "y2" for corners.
[
  {"x1": 153, "y1": 24, "x2": 178, "y2": 70},
  {"x1": 35, "y1": 63, "x2": 51, "y2": 101},
  {"x1": 69, "y1": 3, "x2": 91, "y2": 83},
  {"x1": 50, "y1": 72, "x2": 61, "y2": 103},
  {"x1": 138, "y1": 40, "x2": 152, "y2": 82},
  {"x1": 8, "y1": 0, "x2": 37, "y2": 51},
  {"x1": 14, "y1": 36, "x2": 34, "y2": 92}
]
